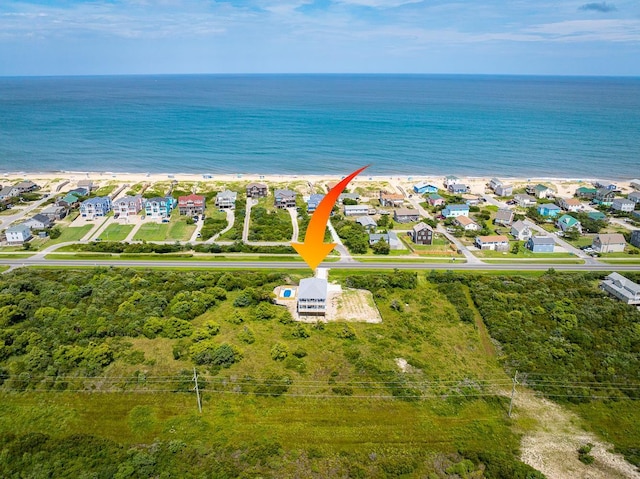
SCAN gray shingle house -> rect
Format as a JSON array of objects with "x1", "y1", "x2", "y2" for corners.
[
  {"x1": 297, "y1": 277, "x2": 328, "y2": 316},
  {"x1": 600, "y1": 272, "x2": 640, "y2": 305}
]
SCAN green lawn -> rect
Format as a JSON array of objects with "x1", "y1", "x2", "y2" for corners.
[
  {"x1": 46, "y1": 225, "x2": 94, "y2": 245},
  {"x1": 98, "y1": 224, "x2": 134, "y2": 241},
  {"x1": 134, "y1": 222, "x2": 170, "y2": 241},
  {"x1": 167, "y1": 218, "x2": 196, "y2": 241}
]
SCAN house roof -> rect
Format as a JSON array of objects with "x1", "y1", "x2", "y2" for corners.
[
  {"x1": 339, "y1": 193, "x2": 360, "y2": 200},
  {"x1": 216, "y1": 190, "x2": 237, "y2": 200},
  {"x1": 82, "y1": 196, "x2": 111, "y2": 206},
  {"x1": 41, "y1": 205, "x2": 64, "y2": 214},
  {"x1": 369, "y1": 233, "x2": 389, "y2": 242},
  {"x1": 274, "y1": 189, "x2": 296, "y2": 199},
  {"x1": 15, "y1": 180, "x2": 37, "y2": 189},
  {"x1": 0, "y1": 186, "x2": 15, "y2": 196},
  {"x1": 538, "y1": 203, "x2": 561, "y2": 210},
  {"x1": 30, "y1": 213, "x2": 51, "y2": 224},
  {"x1": 477, "y1": 235, "x2": 509, "y2": 243},
  {"x1": 7, "y1": 223, "x2": 31, "y2": 234},
  {"x1": 394, "y1": 208, "x2": 418, "y2": 217},
  {"x1": 114, "y1": 195, "x2": 142, "y2": 205},
  {"x1": 561, "y1": 198, "x2": 581, "y2": 206},
  {"x1": 145, "y1": 197, "x2": 174, "y2": 205},
  {"x1": 605, "y1": 273, "x2": 640, "y2": 295},
  {"x1": 308, "y1": 193, "x2": 325, "y2": 203},
  {"x1": 445, "y1": 204, "x2": 469, "y2": 211},
  {"x1": 596, "y1": 187, "x2": 614, "y2": 195},
  {"x1": 413, "y1": 222, "x2": 432, "y2": 233},
  {"x1": 247, "y1": 182, "x2": 267, "y2": 189},
  {"x1": 514, "y1": 194, "x2": 536, "y2": 201},
  {"x1": 380, "y1": 192, "x2": 404, "y2": 200},
  {"x1": 449, "y1": 183, "x2": 468, "y2": 190},
  {"x1": 576, "y1": 187, "x2": 597, "y2": 193},
  {"x1": 613, "y1": 198, "x2": 634, "y2": 205},
  {"x1": 356, "y1": 216, "x2": 377, "y2": 227},
  {"x1": 490, "y1": 178, "x2": 502, "y2": 184},
  {"x1": 344, "y1": 204, "x2": 368, "y2": 211},
  {"x1": 511, "y1": 220, "x2": 528, "y2": 232},
  {"x1": 495, "y1": 208, "x2": 514, "y2": 221},
  {"x1": 178, "y1": 194, "x2": 205, "y2": 206},
  {"x1": 588, "y1": 211, "x2": 606, "y2": 220},
  {"x1": 595, "y1": 233, "x2": 626, "y2": 245},
  {"x1": 534, "y1": 184, "x2": 550, "y2": 192},
  {"x1": 429, "y1": 193, "x2": 443, "y2": 200},
  {"x1": 558, "y1": 214, "x2": 579, "y2": 226},
  {"x1": 298, "y1": 277, "x2": 327, "y2": 301},
  {"x1": 628, "y1": 192, "x2": 640, "y2": 200},
  {"x1": 529, "y1": 236, "x2": 555, "y2": 245},
  {"x1": 455, "y1": 215, "x2": 476, "y2": 226}
]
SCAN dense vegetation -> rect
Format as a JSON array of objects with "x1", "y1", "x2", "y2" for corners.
[
  {"x1": 65, "y1": 240, "x2": 296, "y2": 254},
  {"x1": 249, "y1": 206, "x2": 293, "y2": 241},
  {"x1": 0, "y1": 268, "x2": 544, "y2": 478}
]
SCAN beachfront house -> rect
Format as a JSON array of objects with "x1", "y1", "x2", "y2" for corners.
[
  {"x1": 495, "y1": 184, "x2": 513, "y2": 197},
  {"x1": 442, "y1": 204, "x2": 469, "y2": 218},
  {"x1": 145, "y1": 197, "x2": 175, "y2": 219},
  {"x1": 113, "y1": 195, "x2": 143, "y2": 218},
  {"x1": 274, "y1": 189, "x2": 296, "y2": 208},
  {"x1": 40, "y1": 205, "x2": 67, "y2": 221},
  {"x1": 612, "y1": 198, "x2": 635, "y2": 213},
  {"x1": 510, "y1": 221, "x2": 531, "y2": 241},
  {"x1": 527, "y1": 184, "x2": 552, "y2": 199},
  {"x1": 592, "y1": 233, "x2": 626, "y2": 253},
  {"x1": 526, "y1": 236, "x2": 555, "y2": 253},
  {"x1": 80, "y1": 197, "x2": 112, "y2": 219},
  {"x1": 558, "y1": 197, "x2": 582, "y2": 212},
  {"x1": 443, "y1": 175, "x2": 460, "y2": 187},
  {"x1": 594, "y1": 188, "x2": 615, "y2": 206},
  {"x1": 494, "y1": 208, "x2": 515, "y2": 226},
  {"x1": 409, "y1": 222, "x2": 433, "y2": 245},
  {"x1": 628, "y1": 192, "x2": 640, "y2": 204},
  {"x1": 514, "y1": 194, "x2": 536, "y2": 207},
  {"x1": 448, "y1": 183, "x2": 469, "y2": 195},
  {"x1": 428, "y1": 194, "x2": 445, "y2": 207},
  {"x1": 595, "y1": 180, "x2": 618, "y2": 191},
  {"x1": 179, "y1": 194, "x2": 206, "y2": 215},
  {"x1": 69, "y1": 186, "x2": 90, "y2": 197},
  {"x1": 379, "y1": 191, "x2": 404, "y2": 207},
  {"x1": 23, "y1": 214, "x2": 53, "y2": 230},
  {"x1": 489, "y1": 178, "x2": 502, "y2": 190},
  {"x1": 0, "y1": 186, "x2": 20, "y2": 200},
  {"x1": 631, "y1": 180, "x2": 640, "y2": 191},
  {"x1": 306, "y1": 194, "x2": 325, "y2": 213},
  {"x1": 356, "y1": 216, "x2": 377, "y2": 230},
  {"x1": 246, "y1": 183, "x2": 268, "y2": 198},
  {"x1": 454, "y1": 215, "x2": 480, "y2": 231},
  {"x1": 77, "y1": 180, "x2": 95, "y2": 192},
  {"x1": 393, "y1": 208, "x2": 419, "y2": 223},
  {"x1": 537, "y1": 204, "x2": 562, "y2": 217},
  {"x1": 556, "y1": 214, "x2": 582, "y2": 234},
  {"x1": 338, "y1": 193, "x2": 360, "y2": 204},
  {"x1": 630, "y1": 230, "x2": 640, "y2": 248},
  {"x1": 413, "y1": 183, "x2": 438, "y2": 194},
  {"x1": 297, "y1": 277, "x2": 327, "y2": 316},
  {"x1": 474, "y1": 235, "x2": 509, "y2": 252},
  {"x1": 14, "y1": 180, "x2": 39, "y2": 194},
  {"x1": 575, "y1": 187, "x2": 597, "y2": 199},
  {"x1": 600, "y1": 272, "x2": 640, "y2": 305},
  {"x1": 6, "y1": 223, "x2": 32, "y2": 244},
  {"x1": 344, "y1": 204, "x2": 370, "y2": 216},
  {"x1": 215, "y1": 190, "x2": 238, "y2": 209}
]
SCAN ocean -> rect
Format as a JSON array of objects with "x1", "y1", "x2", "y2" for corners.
[{"x1": 0, "y1": 74, "x2": 639, "y2": 178}]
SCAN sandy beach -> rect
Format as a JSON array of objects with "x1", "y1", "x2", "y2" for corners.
[{"x1": 2, "y1": 170, "x2": 637, "y2": 199}]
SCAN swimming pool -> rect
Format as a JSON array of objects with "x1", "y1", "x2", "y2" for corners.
[{"x1": 280, "y1": 287, "x2": 295, "y2": 299}]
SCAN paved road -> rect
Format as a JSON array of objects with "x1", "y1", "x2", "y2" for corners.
[
  {"x1": 3, "y1": 257, "x2": 640, "y2": 271},
  {"x1": 287, "y1": 207, "x2": 299, "y2": 242},
  {"x1": 0, "y1": 195, "x2": 52, "y2": 230}
]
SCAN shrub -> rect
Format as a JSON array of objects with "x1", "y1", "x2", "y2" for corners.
[
  {"x1": 190, "y1": 341, "x2": 242, "y2": 368},
  {"x1": 270, "y1": 342, "x2": 289, "y2": 361}
]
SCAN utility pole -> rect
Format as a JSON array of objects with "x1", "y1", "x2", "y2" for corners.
[
  {"x1": 193, "y1": 367, "x2": 202, "y2": 413},
  {"x1": 508, "y1": 370, "x2": 518, "y2": 418}
]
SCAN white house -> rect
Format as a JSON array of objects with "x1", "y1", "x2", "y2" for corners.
[
  {"x1": 442, "y1": 204, "x2": 469, "y2": 218},
  {"x1": 495, "y1": 184, "x2": 513, "y2": 197},
  {"x1": 592, "y1": 233, "x2": 627, "y2": 253},
  {"x1": 600, "y1": 272, "x2": 640, "y2": 305},
  {"x1": 514, "y1": 194, "x2": 537, "y2": 207},
  {"x1": 628, "y1": 192, "x2": 640, "y2": 204},
  {"x1": 22, "y1": 214, "x2": 52, "y2": 230},
  {"x1": 215, "y1": 190, "x2": 238, "y2": 209},
  {"x1": 475, "y1": 235, "x2": 509, "y2": 251},
  {"x1": 297, "y1": 277, "x2": 327, "y2": 315},
  {"x1": 489, "y1": 178, "x2": 502, "y2": 190},
  {"x1": 612, "y1": 198, "x2": 635, "y2": 213},
  {"x1": 454, "y1": 215, "x2": 480, "y2": 231},
  {"x1": 558, "y1": 197, "x2": 582, "y2": 212},
  {"x1": 630, "y1": 179, "x2": 640, "y2": 191},
  {"x1": 344, "y1": 204, "x2": 370, "y2": 216},
  {"x1": 6, "y1": 223, "x2": 32, "y2": 244},
  {"x1": 113, "y1": 195, "x2": 143, "y2": 218},
  {"x1": 510, "y1": 220, "x2": 531, "y2": 241}
]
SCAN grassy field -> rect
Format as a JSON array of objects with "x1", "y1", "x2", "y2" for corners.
[
  {"x1": 98, "y1": 223, "x2": 135, "y2": 241},
  {"x1": 44, "y1": 225, "x2": 94, "y2": 246},
  {"x1": 167, "y1": 217, "x2": 197, "y2": 240},
  {"x1": 133, "y1": 222, "x2": 171, "y2": 241}
]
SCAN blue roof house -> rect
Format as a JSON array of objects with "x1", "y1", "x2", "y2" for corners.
[
  {"x1": 442, "y1": 204, "x2": 470, "y2": 218},
  {"x1": 537, "y1": 204, "x2": 562, "y2": 217},
  {"x1": 526, "y1": 236, "x2": 555, "y2": 253},
  {"x1": 80, "y1": 197, "x2": 112, "y2": 218},
  {"x1": 413, "y1": 183, "x2": 439, "y2": 194},
  {"x1": 306, "y1": 194, "x2": 325, "y2": 213}
]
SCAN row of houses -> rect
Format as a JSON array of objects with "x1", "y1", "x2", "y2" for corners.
[{"x1": 0, "y1": 180, "x2": 40, "y2": 201}]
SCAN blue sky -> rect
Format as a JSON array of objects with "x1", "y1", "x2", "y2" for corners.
[{"x1": 1, "y1": 0, "x2": 639, "y2": 75}]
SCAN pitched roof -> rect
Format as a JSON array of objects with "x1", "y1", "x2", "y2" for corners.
[
  {"x1": 216, "y1": 190, "x2": 237, "y2": 200},
  {"x1": 7, "y1": 223, "x2": 31, "y2": 234},
  {"x1": 511, "y1": 220, "x2": 528, "y2": 231},
  {"x1": 538, "y1": 203, "x2": 561, "y2": 210},
  {"x1": 274, "y1": 189, "x2": 296, "y2": 199},
  {"x1": 558, "y1": 214, "x2": 579, "y2": 226},
  {"x1": 82, "y1": 196, "x2": 111, "y2": 205},
  {"x1": 561, "y1": 198, "x2": 581, "y2": 206},
  {"x1": 477, "y1": 235, "x2": 509, "y2": 243},
  {"x1": 530, "y1": 236, "x2": 555, "y2": 245},
  {"x1": 495, "y1": 208, "x2": 514, "y2": 221},
  {"x1": 445, "y1": 203, "x2": 469, "y2": 211},
  {"x1": 356, "y1": 216, "x2": 377, "y2": 227},
  {"x1": 380, "y1": 192, "x2": 404, "y2": 200},
  {"x1": 298, "y1": 277, "x2": 327, "y2": 300},
  {"x1": 113, "y1": 195, "x2": 141, "y2": 205},
  {"x1": 429, "y1": 193, "x2": 443, "y2": 200},
  {"x1": 605, "y1": 273, "x2": 640, "y2": 295},
  {"x1": 595, "y1": 233, "x2": 626, "y2": 245},
  {"x1": 412, "y1": 222, "x2": 432, "y2": 233},
  {"x1": 455, "y1": 215, "x2": 476, "y2": 226},
  {"x1": 247, "y1": 182, "x2": 267, "y2": 189},
  {"x1": 394, "y1": 208, "x2": 418, "y2": 217}
]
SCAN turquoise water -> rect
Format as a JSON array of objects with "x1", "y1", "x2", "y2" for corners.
[{"x1": 1, "y1": 74, "x2": 639, "y2": 178}]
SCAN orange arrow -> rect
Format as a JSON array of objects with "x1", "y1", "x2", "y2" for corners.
[{"x1": 293, "y1": 165, "x2": 369, "y2": 270}]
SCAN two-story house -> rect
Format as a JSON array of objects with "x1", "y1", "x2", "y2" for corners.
[
  {"x1": 144, "y1": 197, "x2": 176, "y2": 219},
  {"x1": 274, "y1": 189, "x2": 297, "y2": 208},
  {"x1": 246, "y1": 183, "x2": 268, "y2": 198},
  {"x1": 409, "y1": 222, "x2": 433, "y2": 245},
  {"x1": 113, "y1": 195, "x2": 143, "y2": 218},
  {"x1": 80, "y1": 197, "x2": 112, "y2": 219},
  {"x1": 215, "y1": 190, "x2": 238, "y2": 209}
]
